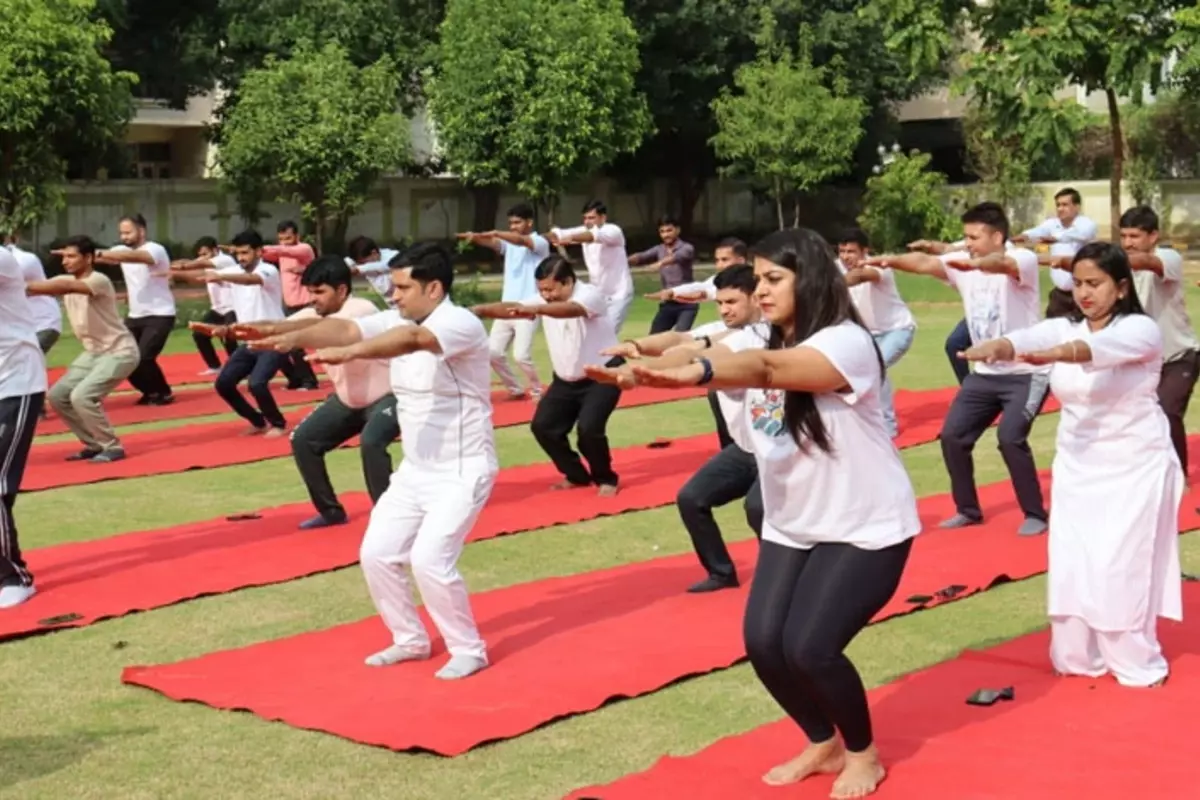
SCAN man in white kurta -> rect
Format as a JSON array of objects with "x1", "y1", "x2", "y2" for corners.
[
  {"x1": 549, "y1": 200, "x2": 635, "y2": 333},
  {"x1": 258, "y1": 242, "x2": 497, "y2": 681},
  {"x1": 974, "y1": 311, "x2": 1182, "y2": 687}
]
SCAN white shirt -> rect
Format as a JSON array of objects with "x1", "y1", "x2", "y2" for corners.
[
  {"x1": 356, "y1": 301, "x2": 495, "y2": 469},
  {"x1": 205, "y1": 253, "x2": 241, "y2": 315},
  {"x1": 553, "y1": 223, "x2": 634, "y2": 301},
  {"x1": 745, "y1": 321, "x2": 920, "y2": 550},
  {"x1": 0, "y1": 249, "x2": 48, "y2": 399},
  {"x1": 1131, "y1": 247, "x2": 1199, "y2": 362},
  {"x1": 227, "y1": 262, "x2": 285, "y2": 323},
  {"x1": 112, "y1": 241, "x2": 176, "y2": 318},
  {"x1": 692, "y1": 320, "x2": 770, "y2": 452},
  {"x1": 1022, "y1": 215, "x2": 1097, "y2": 292},
  {"x1": 940, "y1": 248, "x2": 1048, "y2": 376},
  {"x1": 526, "y1": 281, "x2": 618, "y2": 381},
  {"x1": 350, "y1": 248, "x2": 399, "y2": 305},
  {"x1": 672, "y1": 274, "x2": 718, "y2": 301},
  {"x1": 7, "y1": 245, "x2": 61, "y2": 333},
  {"x1": 836, "y1": 260, "x2": 916, "y2": 334}
]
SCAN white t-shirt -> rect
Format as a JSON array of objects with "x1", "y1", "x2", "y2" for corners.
[
  {"x1": 940, "y1": 248, "x2": 1048, "y2": 376},
  {"x1": 1022, "y1": 215, "x2": 1097, "y2": 292},
  {"x1": 692, "y1": 320, "x2": 770, "y2": 452},
  {"x1": 837, "y1": 261, "x2": 916, "y2": 334},
  {"x1": 526, "y1": 281, "x2": 618, "y2": 381},
  {"x1": 8, "y1": 245, "x2": 61, "y2": 333},
  {"x1": 553, "y1": 223, "x2": 634, "y2": 301},
  {"x1": 112, "y1": 242, "x2": 176, "y2": 318},
  {"x1": 1131, "y1": 247, "x2": 1199, "y2": 362},
  {"x1": 205, "y1": 253, "x2": 241, "y2": 315},
  {"x1": 351, "y1": 247, "x2": 399, "y2": 305},
  {"x1": 0, "y1": 249, "x2": 48, "y2": 399},
  {"x1": 355, "y1": 301, "x2": 496, "y2": 468},
  {"x1": 227, "y1": 262, "x2": 285, "y2": 323},
  {"x1": 744, "y1": 321, "x2": 920, "y2": 550}
]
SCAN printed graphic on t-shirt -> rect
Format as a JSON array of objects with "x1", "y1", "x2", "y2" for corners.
[
  {"x1": 749, "y1": 389, "x2": 786, "y2": 436},
  {"x1": 967, "y1": 282, "x2": 1002, "y2": 345}
]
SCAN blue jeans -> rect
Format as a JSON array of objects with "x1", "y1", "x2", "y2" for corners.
[
  {"x1": 215, "y1": 346, "x2": 288, "y2": 429},
  {"x1": 873, "y1": 327, "x2": 915, "y2": 436},
  {"x1": 945, "y1": 319, "x2": 971, "y2": 385}
]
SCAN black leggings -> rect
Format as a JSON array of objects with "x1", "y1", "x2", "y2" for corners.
[{"x1": 743, "y1": 537, "x2": 912, "y2": 753}]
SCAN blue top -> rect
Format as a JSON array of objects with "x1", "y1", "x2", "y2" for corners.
[{"x1": 500, "y1": 234, "x2": 550, "y2": 302}]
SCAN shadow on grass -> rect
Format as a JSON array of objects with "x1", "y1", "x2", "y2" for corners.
[{"x1": 0, "y1": 727, "x2": 155, "y2": 788}]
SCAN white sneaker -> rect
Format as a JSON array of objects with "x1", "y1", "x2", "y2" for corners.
[{"x1": 0, "y1": 583, "x2": 36, "y2": 609}]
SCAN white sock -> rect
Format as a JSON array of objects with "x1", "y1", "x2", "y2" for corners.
[
  {"x1": 364, "y1": 644, "x2": 430, "y2": 667},
  {"x1": 435, "y1": 654, "x2": 488, "y2": 680}
]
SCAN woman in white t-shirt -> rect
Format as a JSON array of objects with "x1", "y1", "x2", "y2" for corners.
[
  {"x1": 624, "y1": 228, "x2": 921, "y2": 799},
  {"x1": 960, "y1": 242, "x2": 1182, "y2": 688}
]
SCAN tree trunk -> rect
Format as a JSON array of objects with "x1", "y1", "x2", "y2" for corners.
[
  {"x1": 793, "y1": 193, "x2": 801, "y2": 229},
  {"x1": 1105, "y1": 87, "x2": 1124, "y2": 242},
  {"x1": 774, "y1": 178, "x2": 784, "y2": 230},
  {"x1": 470, "y1": 185, "x2": 501, "y2": 233},
  {"x1": 314, "y1": 209, "x2": 325, "y2": 255},
  {"x1": 675, "y1": 173, "x2": 705, "y2": 233}
]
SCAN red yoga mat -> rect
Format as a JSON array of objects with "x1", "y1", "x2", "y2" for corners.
[
  {"x1": 22, "y1": 386, "x2": 710, "y2": 492},
  {"x1": 35, "y1": 382, "x2": 325, "y2": 437},
  {"x1": 568, "y1": 583, "x2": 1200, "y2": 800},
  {"x1": 120, "y1": 476, "x2": 1109, "y2": 756},
  {"x1": 2, "y1": 435, "x2": 720, "y2": 641}
]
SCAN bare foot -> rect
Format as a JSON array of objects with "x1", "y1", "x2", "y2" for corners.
[
  {"x1": 242, "y1": 425, "x2": 267, "y2": 437},
  {"x1": 597, "y1": 484, "x2": 618, "y2": 497},
  {"x1": 264, "y1": 427, "x2": 288, "y2": 439},
  {"x1": 831, "y1": 746, "x2": 886, "y2": 799},
  {"x1": 550, "y1": 480, "x2": 578, "y2": 491},
  {"x1": 763, "y1": 739, "x2": 844, "y2": 787}
]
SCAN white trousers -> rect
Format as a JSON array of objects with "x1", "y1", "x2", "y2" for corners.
[
  {"x1": 488, "y1": 317, "x2": 541, "y2": 394},
  {"x1": 1050, "y1": 614, "x2": 1169, "y2": 687},
  {"x1": 606, "y1": 292, "x2": 633, "y2": 335},
  {"x1": 359, "y1": 457, "x2": 497, "y2": 660}
]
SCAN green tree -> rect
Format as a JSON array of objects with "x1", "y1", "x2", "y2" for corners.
[
  {"x1": 710, "y1": 22, "x2": 868, "y2": 230},
  {"x1": 428, "y1": 0, "x2": 650, "y2": 221},
  {"x1": 858, "y1": 150, "x2": 957, "y2": 253},
  {"x1": 215, "y1": 42, "x2": 411, "y2": 251},
  {"x1": 871, "y1": 0, "x2": 1198, "y2": 234},
  {"x1": 0, "y1": 0, "x2": 135, "y2": 237}
]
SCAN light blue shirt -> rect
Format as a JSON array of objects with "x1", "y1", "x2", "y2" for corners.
[
  {"x1": 355, "y1": 248, "x2": 400, "y2": 305},
  {"x1": 500, "y1": 234, "x2": 550, "y2": 302}
]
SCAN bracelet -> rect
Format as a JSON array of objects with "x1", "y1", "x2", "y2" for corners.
[
  {"x1": 624, "y1": 339, "x2": 642, "y2": 356},
  {"x1": 700, "y1": 335, "x2": 713, "y2": 349},
  {"x1": 694, "y1": 356, "x2": 715, "y2": 385}
]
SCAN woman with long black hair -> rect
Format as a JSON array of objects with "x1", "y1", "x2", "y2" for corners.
[
  {"x1": 593, "y1": 228, "x2": 921, "y2": 798},
  {"x1": 960, "y1": 242, "x2": 1182, "y2": 687}
]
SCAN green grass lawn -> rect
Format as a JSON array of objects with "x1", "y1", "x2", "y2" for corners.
[{"x1": 7, "y1": 270, "x2": 1200, "y2": 799}]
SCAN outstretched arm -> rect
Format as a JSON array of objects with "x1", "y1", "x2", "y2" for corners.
[
  {"x1": 309, "y1": 325, "x2": 442, "y2": 365},
  {"x1": 27, "y1": 279, "x2": 94, "y2": 297},
  {"x1": 864, "y1": 252, "x2": 947, "y2": 280},
  {"x1": 97, "y1": 248, "x2": 155, "y2": 266},
  {"x1": 248, "y1": 317, "x2": 363, "y2": 353},
  {"x1": 844, "y1": 267, "x2": 882, "y2": 286}
]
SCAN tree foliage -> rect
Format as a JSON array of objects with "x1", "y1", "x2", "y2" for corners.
[
  {"x1": 428, "y1": 0, "x2": 650, "y2": 216},
  {"x1": 0, "y1": 0, "x2": 135, "y2": 237},
  {"x1": 215, "y1": 42, "x2": 410, "y2": 250},
  {"x1": 858, "y1": 151, "x2": 958, "y2": 253},
  {"x1": 710, "y1": 18, "x2": 867, "y2": 229}
]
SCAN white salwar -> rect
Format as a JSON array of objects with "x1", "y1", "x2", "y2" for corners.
[{"x1": 1005, "y1": 314, "x2": 1183, "y2": 687}]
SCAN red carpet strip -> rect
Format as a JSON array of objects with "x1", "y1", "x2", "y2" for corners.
[
  {"x1": 23, "y1": 385, "x2": 712, "y2": 491},
  {"x1": 119, "y1": 478, "x2": 1100, "y2": 756},
  {"x1": 2, "y1": 436, "x2": 720, "y2": 641},
  {"x1": 568, "y1": 582, "x2": 1200, "y2": 799},
  {"x1": 35, "y1": 382, "x2": 325, "y2": 437}
]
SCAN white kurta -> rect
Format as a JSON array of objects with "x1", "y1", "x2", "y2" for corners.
[{"x1": 1005, "y1": 315, "x2": 1183, "y2": 632}]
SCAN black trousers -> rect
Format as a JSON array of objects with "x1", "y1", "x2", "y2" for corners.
[
  {"x1": 125, "y1": 315, "x2": 176, "y2": 397},
  {"x1": 1158, "y1": 350, "x2": 1200, "y2": 477},
  {"x1": 194, "y1": 309, "x2": 238, "y2": 370},
  {"x1": 940, "y1": 372, "x2": 1049, "y2": 521},
  {"x1": 0, "y1": 392, "x2": 43, "y2": 587},
  {"x1": 676, "y1": 444, "x2": 763, "y2": 581},
  {"x1": 649, "y1": 300, "x2": 699, "y2": 334},
  {"x1": 531, "y1": 374, "x2": 622, "y2": 486},
  {"x1": 708, "y1": 390, "x2": 734, "y2": 450},
  {"x1": 291, "y1": 394, "x2": 399, "y2": 519},
  {"x1": 944, "y1": 319, "x2": 971, "y2": 385},
  {"x1": 215, "y1": 346, "x2": 288, "y2": 429},
  {"x1": 744, "y1": 537, "x2": 912, "y2": 753},
  {"x1": 279, "y1": 304, "x2": 319, "y2": 389}
]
